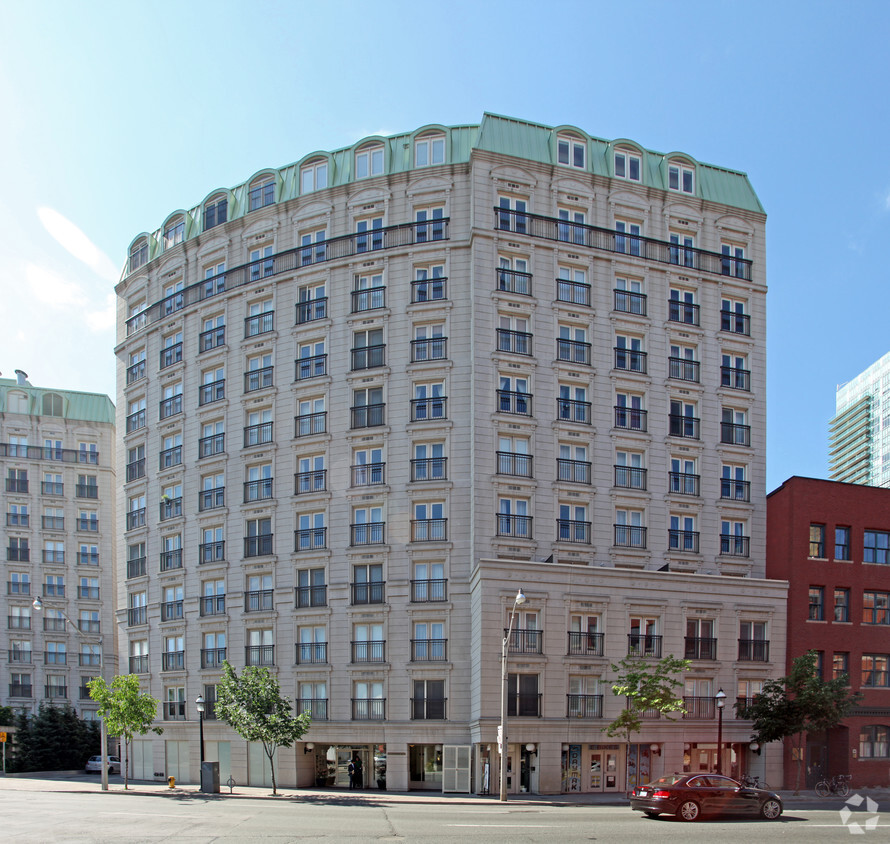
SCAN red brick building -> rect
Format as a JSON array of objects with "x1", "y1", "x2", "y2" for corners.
[{"x1": 767, "y1": 476, "x2": 890, "y2": 788}]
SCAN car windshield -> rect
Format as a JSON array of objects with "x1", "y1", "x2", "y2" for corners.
[{"x1": 648, "y1": 775, "x2": 685, "y2": 786}]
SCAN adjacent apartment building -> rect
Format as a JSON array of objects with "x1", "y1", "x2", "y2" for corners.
[
  {"x1": 115, "y1": 113, "x2": 783, "y2": 793},
  {"x1": 767, "y1": 476, "x2": 890, "y2": 788},
  {"x1": 0, "y1": 371, "x2": 117, "y2": 719}
]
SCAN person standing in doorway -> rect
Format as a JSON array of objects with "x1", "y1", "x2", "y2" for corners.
[{"x1": 351, "y1": 754, "x2": 363, "y2": 789}]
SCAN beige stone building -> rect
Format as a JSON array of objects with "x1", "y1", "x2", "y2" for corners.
[
  {"x1": 114, "y1": 114, "x2": 782, "y2": 792},
  {"x1": 0, "y1": 371, "x2": 117, "y2": 719}
]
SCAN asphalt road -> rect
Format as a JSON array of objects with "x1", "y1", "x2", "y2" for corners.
[{"x1": 0, "y1": 786, "x2": 887, "y2": 843}]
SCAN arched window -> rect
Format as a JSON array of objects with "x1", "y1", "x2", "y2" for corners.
[
  {"x1": 129, "y1": 239, "x2": 148, "y2": 273},
  {"x1": 355, "y1": 144, "x2": 384, "y2": 179},
  {"x1": 164, "y1": 216, "x2": 185, "y2": 249},
  {"x1": 204, "y1": 194, "x2": 228, "y2": 231},
  {"x1": 860, "y1": 725, "x2": 889, "y2": 758},
  {"x1": 301, "y1": 158, "x2": 329, "y2": 193},
  {"x1": 415, "y1": 134, "x2": 445, "y2": 168},
  {"x1": 249, "y1": 177, "x2": 275, "y2": 211},
  {"x1": 42, "y1": 393, "x2": 64, "y2": 417},
  {"x1": 8, "y1": 391, "x2": 29, "y2": 414}
]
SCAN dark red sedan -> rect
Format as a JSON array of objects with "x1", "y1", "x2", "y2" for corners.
[{"x1": 629, "y1": 773, "x2": 783, "y2": 821}]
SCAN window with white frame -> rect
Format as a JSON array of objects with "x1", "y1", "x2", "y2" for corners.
[
  {"x1": 415, "y1": 205, "x2": 445, "y2": 242},
  {"x1": 614, "y1": 148, "x2": 641, "y2": 181},
  {"x1": 558, "y1": 207, "x2": 586, "y2": 244},
  {"x1": 558, "y1": 134, "x2": 586, "y2": 168},
  {"x1": 496, "y1": 195, "x2": 528, "y2": 234},
  {"x1": 415, "y1": 133, "x2": 445, "y2": 167},
  {"x1": 615, "y1": 509, "x2": 645, "y2": 548},
  {"x1": 248, "y1": 177, "x2": 275, "y2": 211},
  {"x1": 497, "y1": 497, "x2": 531, "y2": 538},
  {"x1": 355, "y1": 144, "x2": 384, "y2": 179},
  {"x1": 669, "y1": 231, "x2": 695, "y2": 267},
  {"x1": 668, "y1": 161, "x2": 694, "y2": 194},
  {"x1": 164, "y1": 217, "x2": 185, "y2": 249},
  {"x1": 615, "y1": 219, "x2": 641, "y2": 255},
  {"x1": 249, "y1": 244, "x2": 274, "y2": 281},
  {"x1": 204, "y1": 194, "x2": 227, "y2": 230},
  {"x1": 301, "y1": 158, "x2": 328, "y2": 193}
]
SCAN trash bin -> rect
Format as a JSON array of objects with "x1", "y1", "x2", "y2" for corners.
[{"x1": 201, "y1": 761, "x2": 220, "y2": 793}]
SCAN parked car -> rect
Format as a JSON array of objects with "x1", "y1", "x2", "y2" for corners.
[
  {"x1": 629, "y1": 773, "x2": 783, "y2": 821},
  {"x1": 85, "y1": 755, "x2": 121, "y2": 774}
]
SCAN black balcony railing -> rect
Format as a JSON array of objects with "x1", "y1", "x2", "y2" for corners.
[
  {"x1": 295, "y1": 354, "x2": 327, "y2": 381},
  {"x1": 410, "y1": 396, "x2": 447, "y2": 422},
  {"x1": 350, "y1": 345, "x2": 385, "y2": 370},
  {"x1": 159, "y1": 395, "x2": 182, "y2": 419},
  {"x1": 411, "y1": 579, "x2": 447, "y2": 603},
  {"x1": 685, "y1": 637, "x2": 717, "y2": 660},
  {"x1": 126, "y1": 459, "x2": 145, "y2": 481},
  {"x1": 245, "y1": 312, "x2": 274, "y2": 338},
  {"x1": 720, "y1": 535, "x2": 751, "y2": 557},
  {"x1": 557, "y1": 458, "x2": 591, "y2": 484},
  {"x1": 351, "y1": 286, "x2": 386, "y2": 312},
  {"x1": 721, "y1": 310, "x2": 751, "y2": 335},
  {"x1": 683, "y1": 696, "x2": 716, "y2": 719},
  {"x1": 199, "y1": 325, "x2": 225, "y2": 352},
  {"x1": 8, "y1": 649, "x2": 32, "y2": 663},
  {"x1": 721, "y1": 422, "x2": 751, "y2": 446},
  {"x1": 567, "y1": 631, "x2": 604, "y2": 657},
  {"x1": 42, "y1": 516, "x2": 64, "y2": 530},
  {"x1": 412, "y1": 277, "x2": 447, "y2": 303},
  {"x1": 199, "y1": 433, "x2": 226, "y2": 457},
  {"x1": 126, "y1": 409, "x2": 146, "y2": 432},
  {"x1": 199, "y1": 541, "x2": 225, "y2": 564},
  {"x1": 351, "y1": 581, "x2": 385, "y2": 605},
  {"x1": 8, "y1": 616, "x2": 30, "y2": 630},
  {"x1": 295, "y1": 527, "x2": 327, "y2": 551},
  {"x1": 159, "y1": 343, "x2": 183, "y2": 369},
  {"x1": 44, "y1": 651, "x2": 67, "y2": 665},
  {"x1": 411, "y1": 518, "x2": 447, "y2": 541},
  {"x1": 126, "y1": 556, "x2": 146, "y2": 578},
  {"x1": 669, "y1": 530, "x2": 700, "y2": 553},
  {"x1": 614, "y1": 465, "x2": 646, "y2": 490},
  {"x1": 628, "y1": 634, "x2": 662, "y2": 657},
  {"x1": 45, "y1": 685, "x2": 68, "y2": 699},
  {"x1": 295, "y1": 411, "x2": 327, "y2": 437},
  {"x1": 506, "y1": 628, "x2": 543, "y2": 654},
  {"x1": 411, "y1": 639, "x2": 447, "y2": 661},
  {"x1": 199, "y1": 487, "x2": 225, "y2": 512},
  {"x1": 410, "y1": 457, "x2": 447, "y2": 481},
  {"x1": 295, "y1": 469, "x2": 326, "y2": 494},
  {"x1": 411, "y1": 337, "x2": 447, "y2": 362},
  {"x1": 496, "y1": 514, "x2": 532, "y2": 538},
  {"x1": 557, "y1": 519, "x2": 591, "y2": 543},
  {"x1": 557, "y1": 278, "x2": 591, "y2": 306},
  {"x1": 352, "y1": 698, "x2": 386, "y2": 720},
  {"x1": 669, "y1": 472, "x2": 700, "y2": 496},
  {"x1": 497, "y1": 390, "x2": 533, "y2": 416},
  {"x1": 129, "y1": 654, "x2": 149, "y2": 674},
  {"x1": 669, "y1": 414, "x2": 700, "y2": 439},
  {"x1": 497, "y1": 451, "x2": 533, "y2": 477},
  {"x1": 75, "y1": 483, "x2": 98, "y2": 499},
  {"x1": 352, "y1": 463, "x2": 385, "y2": 486},
  {"x1": 506, "y1": 693, "x2": 541, "y2": 717},
  {"x1": 614, "y1": 525, "x2": 647, "y2": 548},
  {"x1": 244, "y1": 589, "x2": 274, "y2": 612},
  {"x1": 199, "y1": 380, "x2": 225, "y2": 405},
  {"x1": 567, "y1": 694, "x2": 603, "y2": 718},
  {"x1": 557, "y1": 339, "x2": 591, "y2": 365},
  {"x1": 296, "y1": 642, "x2": 327, "y2": 664},
  {"x1": 7, "y1": 546, "x2": 30, "y2": 562},
  {"x1": 721, "y1": 366, "x2": 751, "y2": 391},
  {"x1": 614, "y1": 347, "x2": 647, "y2": 373},
  {"x1": 496, "y1": 329, "x2": 532, "y2": 356},
  {"x1": 669, "y1": 357, "x2": 700, "y2": 382},
  {"x1": 721, "y1": 478, "x2": 751, "y2": 501},
  {"x1": 738, "y1": 639, "x2": 770, "y2": 662},
  {"x1": 350, "y1": 404, "x2": 385, "y2": 429},
  {"x1": 350, "y1": 522, "x2": 385, "y2": 546},
  {"x1": 161, "y1": 600, "x2": 183, "y2": 621},
  {"x1": 41, "y1": 481, "x2": 64, "y2": 495},
  {"x1": 43, "y1": 617, "x2": 66, "y2": 632},
  {"x1": 200, "y1": 595, "x2": 226, "y2": 616},
  {"x1": 411, "y1": 696, "x2": 447, "y2": 720},
  {"x1": 351, "y1": 640, "x2": 385, "y2": 663},
  {"x1": 295, "y1": 298, "x2": 327, "y2": 323},
  {"x1": 244, "y1": 479, "x2": 273, "y2": 502},
  {"x1": 298, "y1": 698, "x2": 328, "y2": 720},
  {"x1": 244, "y1": 422, "x2": 273, "y2": 448},
  {"x1": 614, "y1": 406, "x2": 647, "y2": 431},
  {"x1": 495, "y1": 207, "x2": 752, "y2": 279},
  {"x1": 295, "y1": 584, "x2": 327, "y2": 608},
  {"x1": 614, "y1": 289, "x2": 647, "y2": 315},
  {"x1": 245, "y1": 645, "x2": 274, "y2": 666},
  {"x1": 163, "y1": 701, "x2": 187, "y2": 721},
  {"x1": 7, "y1": 581, "x2": 30, "y2": 595},
  {"x1": 127, "y1": 607, "x2": 147, "y2": 626},
  {"x1": 201, "y1": 647, "x2": 227, "y2": 668},
  {"x1": 127, "y1": 360, "x2": 146, "y2": 383},
  {"x1": 244, "y1": 366, "x2": 273, "y2": 392},
  {"x1": 78, "y1": 585, "x2": 100, "y2": 600},
  {"x1": 162, "y1": 651, "x2": 185, "y2": 671},
  {"x1": 244, "y1": 535, "x2": 273, "y2": 557},
  {"x1": 496, "y1": 268, "x2": 532, "y2": 296},
  {"x1": 42, "y1": 550, "x2": 65, "y2": 564},
  {"x1": 159, "y1": 446, "x2": 182, "y2": 469},
  {"x1": 0, "y1": 444, "x2": 101, "y2": 464}
]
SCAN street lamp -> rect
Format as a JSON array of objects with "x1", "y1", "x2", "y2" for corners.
[
  {"x1": 499, "y1": 587, "x2": 526, "y2": 802},
  {"x1": 32, "y1": 596, "x2": 109, "y2": 791},
  {"x1": 195, "y1": 695, "x2": 205, "y2": 764},
  {"x1": 715, "y1": 688, "x2": 726, "y2": 775}
]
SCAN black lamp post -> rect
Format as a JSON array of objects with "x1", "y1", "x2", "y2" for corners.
[
  {"x1": 499, "y1": 587, "x2": 526, "y2": 802},
  {"x1": 715, "y1": 688, "x2": 726, "y2": 775},
  {"x1": 195, "y1": 694, "x2": 205, "y2": 764}
]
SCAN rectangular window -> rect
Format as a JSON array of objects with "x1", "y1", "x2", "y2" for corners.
[
  {"x1": 862, "y1": 654, "x2": 890, "y2": 687},
  {"x1": 614, "y1": 150, "x2": 641, "y2": 181},
  {"x1": 557, "y1": 135, "x2": 585, "y2": 169},
  {"x1": 860, "y1": 725, "x2": 889, "y2": 758},
  {"x1": 834, "y1": 588, "x2": 850, "y2": 622},
  {"x1": 356, "y1": 145, "x2": 384, "y2": 179},
  {"x1": 835, "y1": 526, "x2": 851, "y2": 560},
  {"x1": 808, "y1": 586, "x2": 824, "y2": 620},
  {"x1": 864, "y1": 530, "x2": 890, "y2": 564},
  {"x1": 833, "y1": 652, "x2": 849, "y2": 682},
  {"x1": 863, "y1": 591, "x2": 890, "y2": 625}
]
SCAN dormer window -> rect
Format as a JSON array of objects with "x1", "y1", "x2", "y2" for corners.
[
  {"x1": 42, "y1": 393, "x2": 64, "y2": 417},
  {"x1": 356, "y1": 144, "x2": 384, "y2": 179},
  {"x1": 204, "y1": 195, "x2": 228, "y2": 231},
  {"x1": 669, "y1": 161, "x2": 694, "y2": 194},
  {"x1": 129, "y1": 240, "x2": 148, "y2": 272},
  {"x1": 415, "y1": 134, "x2": 445, "y2": 167},
  {"x1": 614, "y1": 149, "x2": 641, "y2": 182},
  {"x1": 249, "y1": 178, "x2": 275, "y2": 211},
  {"x1": 557, "y1": 135, "x2": 585, "y2": 169},
  {"x1": 301, "y1": 159, "x2": 328, "y2": 193},
  {"x1": 163, "y1": 217, "x2": 185, "y2": 250}
]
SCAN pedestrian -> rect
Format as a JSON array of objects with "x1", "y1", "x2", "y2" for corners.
[
  {"x1": 351, "y1": 754, "x2": 363, "y2": 789},
  {"x1": 348, "y1": 758, "x2": 356, "y2": 789}
]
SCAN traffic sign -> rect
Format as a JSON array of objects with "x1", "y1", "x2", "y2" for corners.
[{"x1": 0, "y1": 732, "x2": 7, "y2": 743}]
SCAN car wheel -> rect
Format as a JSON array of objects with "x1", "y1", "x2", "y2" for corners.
[
  {"x1": 760, "y1": 799, "x2": 782, "y2": 820},
  {"x1": 678, "y1": 800, "x2": 701, "y2": 821}
]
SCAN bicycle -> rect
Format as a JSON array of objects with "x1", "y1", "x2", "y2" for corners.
[
  {"x1": 815, "y1": 773, "x2": 851, "y2": 797},
  {"x1": 740, "y1": 774, "x2": 771, "y2": 789}
]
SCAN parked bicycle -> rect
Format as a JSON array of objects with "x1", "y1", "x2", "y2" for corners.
[
  {"x1": 740, "y1": 774, "x2": 771, "y2": 789},
  {"x1": 815, "y1": 773, "x2": 851, "y2": 797}
]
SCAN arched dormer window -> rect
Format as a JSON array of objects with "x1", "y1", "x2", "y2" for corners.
[
  {"x1": 42, "y1": 393, "x2": 64, "y2": 417},
  {"x1": 204, "y1": 194, "x2": 228, "y2": 231},
  {"x1": 557, "y1": 134, "x2": 586, "y2": 169},
  {"x1": 163, "y1": 216, "x2": 185, "y2": 250},
  {"x1": 8, "y1": 391, "x2": 29, "y2": 414},
  {"x1": 355, "y1": 143, "x2": 384, "y2": 179},
  {"x1": 301, "y1": 158, "x2": 329, "y2": 193},
  {"x1": 129, "y1": 239, "x2": 148, "y2": 273},
  {"x1": 415, "y1": 133, "x2": 445, "y2": 168},
  {"x1": 249, "y1": 176, "x2": 276, "y2": 211},
  {"x1": 668, "y1": 159, "x2": 695, "y2": 195},
  {"x1": 614, "y1": 146, "x2": 642, "y2": 182}
]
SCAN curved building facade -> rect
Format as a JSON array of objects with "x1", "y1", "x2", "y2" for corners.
[{"x1": 114, "y1": 114, "x2": 782, "y2": 793}]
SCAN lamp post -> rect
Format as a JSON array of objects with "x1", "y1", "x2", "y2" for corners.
[
  {"x1": 32, "y1": 596, "x2": 109, "y2": 791},
  {"x1": 715, "y1": 688, "x2": 726, "y2": 775},
  {"x1": 195, "y1": 695, "x2": 205, "y2": 764},
  {"x1": 499, "y1": 587, "x2": 526, "y2": 802}
]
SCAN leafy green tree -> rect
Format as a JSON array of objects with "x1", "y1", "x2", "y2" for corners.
[
  {"x1": 604, "y1": 654, "x2": 691, "y2": 789},
  {"x1": 215, "y1": 661, "x2": 311, "y2": 795},
  {"x1": 6, "y1": 705, "x2": 99, "y2": 772},
  {"x1": 10, "y1": 709, "x2": 33, "y2": 773},
  {"x1": 88, "y1": 675, "x2": 162, "y2": 789},
  {"x1": 0, "y1": 705, "x2": 13, "y2": 725},
  {"x1": 739, "y1": 650, "x2": 861, "y2": 793}
]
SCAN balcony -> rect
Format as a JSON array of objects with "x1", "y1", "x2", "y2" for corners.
[
  {"x1": 567, "y1": 631, "x2": 604, "y2": 657},
  {"x1": 411, "y1": 639, "x2": 447, "y2": 661},
  {"x1": 126, "y1": 556, "x2": 146, "y2": 578},
  {"x1": 8, "y1": 615, "x2": 31, "y2": 630},
  {"x1": 41, "y1": 481, "x2": 64, "y2": 495},
  {"x1": 669, "y1": 357, "x2": 700, "y2": 383},
  {"x1": 496, "y1": 267, "x2": 532, "y2": 296},
  {"x1": 126, "y1": 459, "x2": 145, "y2": 481},
  {"x1": 162, "y1": 651, "x2": 185, "y2": 671},
  {"x1": 199, "y1": 432, "x2": 226, "y2": 458},
  {"x1": 351, "y1": 344, "x2": 385, "y2": 371},
  {"x1": 614, "y1": 406, "x2": 647, "y2": 432},
  {"x1": 350, "y1": 522, "x2": 385, "y2": 546},
  {"x1": 557, "y1": 278, "x2": 590, "y2": 306},
  {"x1": 411, "y1": 457, "x2": 447, "y2": 482},
  {"x1": 161, "y1": 600, "x2": 183, "y2": 621},
  {"x1": 44, "y1": 651, "x2": 67, "y2": 665},
  {"x1": 614, "y1": 525, "x2": 646, "y2": 548},
  {"x1": 411, "y1": 696, "x2": 447, "y2": 720},
  {"x1": 411, "y1": 518, "x2": 447, "y2": 541},
  {"x1": 669, "y1": 414, "x2": 700, "y2": 439},
  {"x1": 295, "y1": 584, "x2": 327, "y2": 608},
  {"x1": 295, "y1": 527, "x2": 327, "y2": 551},
  {"x1": 159, "y1": 395, "x2": 182, "y2": 420},
  {"x1": 42, "y1": 550, "x2": 65, "y2": 564},
  {"x1": 200, "y1": 595, "x2": 226, "y2": 616},
  {"x1": 720, "y1": 535, "x2": 751, "y2": 557},
  {"x1": 669, "y1": 300, "x2": 700, "y2": 325},
  {"x1": 628, "y1": 634, "x2": 662, "y2": 657},
  {"x1": 557, "y1": 398, "x2": 590, "y2": 424},
  {"x1": 7, "y1": 547, "x2": 30, "y2": 562},
  {"x1": 497, "y1": 390, "x2": 532, "y2": 417},
  {"x1": 557, "y1": 458, "x2": 591, "y2": 484},
  {"x1": 159, "y1": 342, "x2": 183, "y2": 369},
  {"x1": 683, "y1": 696, "x2": 716, "y2": 719},
  {"x1": 721, "y1": 478, "x2": 751, "y2": 501},
  {"x1": 411, "y1": 396, "x2": 447, "y2": 422},
  {"x1": 243, "y1": 422, "x2": 273, "y2": 448},
  {"x1": 295, "y1": 411, "x2": 326, "y2": 437},
  {"x1": 497, "y1": 451, "x2": 533, "y2": 478},
  {"x1": 43, "y1": 617, "x2": 66, "y2": 632},
  {"x1": 351, "y1": 286, "x2": 385, "y2": 312},
  {"x1": 199, "y1": 379, "x2": 225, "y2": 405},
  {"x1": 669, "y1": 530, "x2": 700, "y2": 553},
  {"x1": 295, "y1": 469, "x2": 326, "y2": 494},
  {"x1": 614, "y1": 347, "x2": 647, "y2": 373},
  {"x1": 506, "y1": 628, "x2": 542, "y2": 654},
  {"x1": 721, "y1": 310, "x2": 751, "y2": 335},
  {"x1": 126, "y1": 409, "x2": 146, "y2": 432},
  {"x1": 77, "y1": 517, "x2": 99, "y2": 532},
  {"x1": 411, "y1": 579, "x2": 447, "y2": 602},
  {"x1": 506, "y1": 693, "x2": 541, "y2": 717},
  {"x1": 0, "y1": 444, "x2": 101, "y2": 464},
  {"x1": 411, "y1": 337, "x2": 448, "y2": 363},
  {"x1": 7, "y1": 581, "x2": 30, "y2": 595},
  {"x1": 159, "y1": 446, "x2": 182, "y2": 469},
  {"x1": 297, "y1": 698, "x2": 328, "y2": 720},
  {"x1": 721, "y1": 422, "x2": 751, "y2": 446},
  {"x1": 557, "y1": 519, "x2": 591, "y2": 544},
  {"x1": 295, "y1": 354, "x2": 327, "y2": 381},
  {"x1": 352, "y1": 699, "x2": 386, "y2": 721},
  {"x1": 352, "y1": 463, "x2": 385, "y2": 486},
  {"x1": 129, "y1": 654, "x2": 149, "y2": 674},
  {"x1": 494, "y1": 207, "x2": 752, "y2": 279},
  {"x1": 163, "y1": 701, "x2": 187, "y2": 721},
  {"x1": 721, "y1": 363, "x2": 751, "y2": 392},
  {"x1": 351, "y1": 581, "x2": 385, "y2": 605},
  {"x1": 496, "y1": 329, "x2": 532, "y2": 356},
  {"x1": 738, "y1": 639, "x2": 770, "y2": 662},
  {"x1": 9, "y1": 683, "x2": 32, "y2": 698},
  {"x1": 77, "y1": 585, "x2": 100, "y2": 600},
  {"x1": 669, "y1": 472, "x2": 700, "y2": 496},
  {"x1": 244, "y1": 589, "x2": 274, "y2": 612},
  {"x1": 45, "y1": 685, "x2": 68, "y2": 700},
  {"x1": 352, "y1": 640, "x2": 385, "y2": 663},
  {"x1": 245, "y1": 366, "x2": 273, "y2": 393},
  {"x1": 296, "y1": 642, "x2": 327, "y2": 664},
  {"x1": 350, "y1": 404, "x2": 385, "y2": 429},
  {"x1": 127, "y1": 607, "x2": 147, "y2": 626},
  {"x1": 42, "y1": 515, "x2": 65, "y2": 530},
  {"x1": 8, "y1": 649, "x2": 32, "y2": 663},
  {"x1": 685, "y1": 637, "x2": 717, "y2": 660},
  {"x1": 246, "y1": 645, "x2": 274, "y2": 666},
  {"x1": 244, "y1": 535, "x2": 273, "y2": 558},
  {"x1": 80, "y1": 651, "x2": 101, "y2": 667},
  {"x1": 614, "y1": 289, "x2": 647, "y2": 315},
  {"x1": 126, "y1": 360, "x2": 145, "y2": 383},
  {"x1": 245, "y1": 311, "x2": 274, "y2": 338},
  {"x1": 295, "y1": 298, "x2": 327, "y2": 324},
  {"x1": 6, "y1": 478, "x2": 29, "y2": 493},
  {"x1": 614, "y1": 465, "x2": 646, "y2": 490},
  {"x1": 557, "y1": 339, "x2": 591, "y2": 365},
  {"x1": 159, "y1": 498, "x2": 183, "y2": 521},
  {"x1": 199, "y1": 325, "x2": 225, "y2": 352},
  {"x1": 199, "y1": 487, "x2": 225, "y2": 511},
  {"x1": 244, "y1": 479, "x2": 273, "y2": 503},
  {"x1": 199, "y1": 540, "x2": 225, "y2": 564},
  {"x1": 201, "y1": 647, "x2": 227, "y2": 669},
  {"x1": 412, "y1": 276, "x2": 447, "y2": 303},
  {"x1": 567, "y1": 694, "x2": 603, "y2": 719},
  {"x1": 496, "y1": 513, "x2": 532, "y2": 539}
]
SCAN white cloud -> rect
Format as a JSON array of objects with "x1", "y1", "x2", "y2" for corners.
[
  {"x1": 37, "y1": 207, "x2": 119, "y2": 282},
  {"x1": 84, "y1": 293, "x2": 116, "y2": 333},
  {"x1": 25, "y1": 263, "x2": 87, "y2": 307}
]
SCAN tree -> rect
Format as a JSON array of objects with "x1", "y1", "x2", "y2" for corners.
[
  {"x1": 88, "y1": 675, "x2": 162, "y2": 789},
  {"x1": 740, "y1": 650, "x2": 861, "y2": 793},
  {"x1": 604, "y1": 654, "x2": 691, "y2": 790},
  {"x1": 214, "y1": 661, "x2": 311, "y2": 795}
]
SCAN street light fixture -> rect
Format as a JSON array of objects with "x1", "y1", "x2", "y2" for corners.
[
  {"x1": 195, "y1": 695, "x2": 205, "y2": 765},
  {"x1": 499, "y1": 587, "x2": 526, "y2": 802},
  {"x1": 715, "y1": 688, "x2": 726, "y2": 775},
  {"x1": 32, "y1": 596, "x2": 109, "y2": 791}
]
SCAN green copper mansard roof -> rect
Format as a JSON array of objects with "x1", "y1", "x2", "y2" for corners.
[
  {"x1": 124, "y1": 112, "x2": 763, "y2": 273},
  {"x1": 0, "y1": 378, "x2": 115, "y2": 424}
]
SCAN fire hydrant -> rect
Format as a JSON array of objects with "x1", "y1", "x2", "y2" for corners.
[{"x1": 168, "y1": 776, "x2": 175, "y2": 788}]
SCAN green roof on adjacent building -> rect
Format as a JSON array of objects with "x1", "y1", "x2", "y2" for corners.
[{"x1": 0, "y1": 377, "x2": 115, "y2": 424}]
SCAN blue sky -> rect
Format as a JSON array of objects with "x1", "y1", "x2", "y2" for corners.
[{"x1": 1, "y1": 0, "x2": 888, "y2": 492}]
